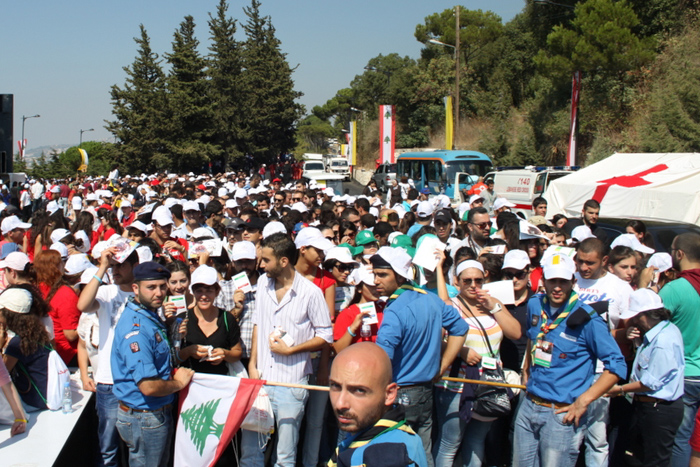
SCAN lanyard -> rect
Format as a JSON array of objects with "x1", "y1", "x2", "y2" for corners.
[
  {"x1": 132, "y1": 303, "x2": 171, "y2": 347},
  {"x1": 535, "y1": 292, "x2": 579, "y2": 342}
]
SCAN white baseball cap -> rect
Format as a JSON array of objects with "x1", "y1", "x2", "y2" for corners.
[
  {"x1": 542, "y1": 253, "x2": 576, "y2": 280},
  {"x1": 291, "y1": 202, "x2": 308, "y2": 213},
  {"x1": 50, "y1": 228, "x2": 71, "y2": 244},
  {"x1": 502, "y1": 250, "x2": 530, "y2": 270},
  {"x1": 120, "y1": 200, "x2": 132, "y2": 208},
  {"x1": 1, "y1": 216, "x2": 31, "y2": 235},
  {"x1": 50, "y1": 242, "x2": 69, "y2": 259},
  {"x1": 325, "y1": 247, "x2": 360, "y2": 267},
  {"x1": 355, "y1": 265, "x2": 376, "y2": 286},
  {"x1": 492, "y1": 198, "x2": 515, "y2": 211},
  {"x1": 416, "y1": 201, "x2": 434, "y2": 218},
  {"x1": 620, "y1": 288, "x2": 665, "y2": 320},
  {"x1": 191, "y1": 265, "x2": 218, "y2": 287},
  {"x1": 192, "y1": 227, "x2": 215, "y2": 240},
  {"x1": 0, "y1": 252, "x2": 30, "y2": 271},
  {"x1": 225, "y1": 199, "x2": 238, "y2": 209},
  {"x1": 183, "y1": 200, "x2": 201, "y2": 212},
  {"x1": 369, "y1": 246, "x2": 413, "y2": 280},
  {"x1": 610, "y1": 233, "x2": 654, "y2": 255},
  {"x1": 324, "y1": 187, "x2": 335, "y2": 197},
  {"x1": 231, "y1": 241, "x2": 256, "y2": 261},
  {"x1": 0, "y1": 288, "x2": 33, "y2": 314},
  {"x1": 647, "y1": 252, "x2": 672, "y2": 273},
  {"x1": 234, "y1": 188, "x2": 248, "y2": 199},
  {"x1": 152, "y1": 207, "x2": 175, "y2": 226},
  {"x1": 128, "y1": 220, "x2": 149, "y2": 235},
  {"x1": 46, "y1": 200, "x2": 60, "y2": 215},
  {"x1": 295, "y1": 227, "x2": 334, "y2": 251},
  {"x1": 65, "y1": 254, "x2": 93, "y2": 275},
  {"x1": 74, "y1": 230, "x2": 91, "y2": 253},
  {"x1": 571, "y1": 225, "x2": 596, "y2": 243},
  {"x1": 262, "y1": 221, "x2": 287, "y2": 239},
  {"x1": 469, "y1": 194, "x2": 484, "y2": 205}
]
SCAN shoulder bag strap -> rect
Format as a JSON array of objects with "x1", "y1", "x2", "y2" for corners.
[{"x1": 456, "y1": 295, "x2": 497, "y2": 359}]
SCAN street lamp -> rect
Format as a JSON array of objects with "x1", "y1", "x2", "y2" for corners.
[
  {"x1": 79, "y1": 128, "x2": 94, "y2": 148},
  {"x1": 21, "y1": 114, "x2": 40, "y2": 158}
]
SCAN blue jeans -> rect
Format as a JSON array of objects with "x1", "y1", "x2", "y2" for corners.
[
  {"x1": 671, "y1": 376, "x2": 700, "y2": 467},
  {"x1": 302, "y1": 361, "x2": 329, "y2": 467},
  {"x1": 433, "y1": 387, "x2": 493, "y2": 467},
  {"x1": 96, "y1": 383, "x2": 121, "y2": 467},
  {"x1": 513, "y1": 397, "x2": 586, "y2": 467},
  {"x1": 398, "y1": 384, "x2": 434, "y2": 467},
  {"x1": 115, "y1": 405, "x2": 173, "y2": 467},
  {"x1": 268, "y1": 384, "x2": 309, "y2": 467},
  {"x1": 240, "y1": 428, "x2": 270, "y2": 467},
  {"x1": 583, "y1": 377, "x2": 610, "y2": 467}
]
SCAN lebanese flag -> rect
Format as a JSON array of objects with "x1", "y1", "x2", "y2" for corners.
[
  {"x1": 379, "y1": 105, "x2": 395, "y2": 164},
  {"x1": 175, "y1": 373, "x2": 263, "y2": 467}
]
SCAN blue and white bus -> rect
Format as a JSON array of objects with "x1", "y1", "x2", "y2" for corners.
[{"x1": 396, "y1": 150, "x2": 493, "y2": 202}]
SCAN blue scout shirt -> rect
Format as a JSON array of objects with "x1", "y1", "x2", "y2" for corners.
[
  {"x1": 111, "y1": 297, "x2": 174, "y2": 410},
  {"x1": 630, "y1": 320, "x2": 685, "y2": 401},
  {"x1": 525, "y1": 293, "x2": 627, "y2": 405},
  {"x1": 377, "y1": 285, "x2": 468, "y2": 386}
]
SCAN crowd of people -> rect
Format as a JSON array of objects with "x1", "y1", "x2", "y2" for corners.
[{"x1": 0, "y1": 167, "x2": 698, "y2": 467}]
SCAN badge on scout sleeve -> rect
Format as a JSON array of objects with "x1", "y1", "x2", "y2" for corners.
[
  {"x1": 155, "y1": 331, "x2": 162, "y2": 343},
  {"x1": 534, "y1": 340, "x2": 553, "y2": 368},
  {"x1": 130, "y1": 342, "x2": 140, "y2": 353}
]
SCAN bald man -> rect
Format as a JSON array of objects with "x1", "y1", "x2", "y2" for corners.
[{"x1": 328, "y1": 343, "x2": 427, "y2": 467}]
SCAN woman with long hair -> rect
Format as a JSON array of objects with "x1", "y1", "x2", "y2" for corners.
[
  {"x1": 34, "y1": 250, "x2": 80, "y2": 365},
  {"x1": 323, "y1": 246, "x2": 360, "y2": 315},
  {"x1": 626, "y1": 220, "x2": 655, "y2": 250},
  {"x1": 1, "y1": 286, "x2": 53, "y2": 411},
  {"x1": 607, "y1": 245, "x2": 639, "y2": 284},
  {"x1": 71, "y1": 211, "x2": 98, "y2": 250},
  {"x1": 166, "y1": 260, "x2": 194, "y2": 310},
  {"x1": 97, "y1": 209, "x2": 123, "y2": 242},
  {"x1": 434, "y1": 260, "x2": 521, "y2": 467}
]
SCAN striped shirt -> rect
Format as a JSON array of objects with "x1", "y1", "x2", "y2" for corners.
[
  {"x1": 436, "y1": 297, "x2": 503, "y2": 394},
  {"x1": 215, "y1": 279, "x2": 257, "y2": 359},
  {"x1": 254, "y1": 271, "x2": 333, "y2": 384}
]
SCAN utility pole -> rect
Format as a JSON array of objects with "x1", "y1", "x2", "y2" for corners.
[{"x1": 454, "y1": 5, "x2": 460, "y2": 149}]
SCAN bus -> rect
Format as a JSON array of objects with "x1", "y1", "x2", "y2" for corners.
[{"x1": 396, "y1": 150, "x2": 493, "y2": 202}]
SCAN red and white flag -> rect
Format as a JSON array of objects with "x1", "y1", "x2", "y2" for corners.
[
  {"x1": 175, "y1": 373, "x2": 263, "y2": 467},
  {"x1": 379, "y1": 105, "x2": 395, "y2": 164}
]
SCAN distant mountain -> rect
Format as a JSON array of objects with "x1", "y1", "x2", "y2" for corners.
[{"x1": 21, "y1": 145, "x2": 71, "y2": 165}]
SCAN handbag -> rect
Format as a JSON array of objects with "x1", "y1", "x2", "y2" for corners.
[{"x1": 457, "y1": 296, "x2": 512, "y2": 418}]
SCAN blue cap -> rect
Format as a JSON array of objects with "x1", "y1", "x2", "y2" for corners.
[
  {"x1": 420, "y1": 188, "x2": 431, "y2": 195},
  {"x1": 133, "y1": 261, "x2": 171, "y2": 281}
]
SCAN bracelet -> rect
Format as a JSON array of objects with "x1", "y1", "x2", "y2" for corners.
[
  {"x1": 93, "y1": 275, "x2": 103, "y2": 284},
  {"x1": 347, "y1": 327, "x2": 356, "y2": 337},
  {"x1": 14, "y1": 418, "x2": 27, "y2": 423}
]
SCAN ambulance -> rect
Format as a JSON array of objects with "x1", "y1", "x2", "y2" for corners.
[{"x1": 484, "y1": 166, "x2": 577, "y2": 218}]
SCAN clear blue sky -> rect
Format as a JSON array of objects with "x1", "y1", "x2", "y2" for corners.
[{"x1": 3, "y1": 0, "x2": 524, "y2": 151}]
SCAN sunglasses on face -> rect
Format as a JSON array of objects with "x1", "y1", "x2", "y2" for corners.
[
  {"x1": 503, "y1": 270, "x2": 528, "y2": 280},
  {"x1": 274, "y1": 198, "x2": 284, "y2": 202},
  {"x1": 470, "y1": 221, "x2": 492, "y2": 230},
  {"x1": 461, "y1": 277, "x2": 484, "y2": 286},
  {"x1": 292, "y1": 197, "x2": 302, "y2": 202},
  {"x1": 335, "y1": 263, "x2": 355, "y2": 273},
  {"x1": 363, "y1": 242, "x2": 379, "y2": 249}
]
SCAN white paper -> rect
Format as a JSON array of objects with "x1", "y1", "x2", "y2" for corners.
[
  {"x1": 482, "y1": 280, "x2": 515, "y2": 305},
  {"x1": 188, "y1": 239, "x2": 223, "y2": 259},
  {"x1": 412, "y1": 236, "x2": 446, "y2": 272},
  {"x1": 358, "y1": 302, "x2": 378, "y2": 325},
  {"x1": 232, "y1": 271, "x2": 253, "y2": 293},
  {"x1": 169, "y1": 295, "x2": 187, "y2": 315}
]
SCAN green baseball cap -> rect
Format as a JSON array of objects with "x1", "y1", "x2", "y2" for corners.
[
  {"x1": 355, "y1": 230, "x2": 377, "y2": 246},
  {"x1": 390, "y1": 234, "x2": 416, "y2": 258},
  {"x1": 338, "y1": 242, "x2": 363, "y2": 256}
]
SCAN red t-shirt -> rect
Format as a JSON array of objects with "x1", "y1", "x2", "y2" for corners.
[
  {"x1": 40, "y1": 283, "x2": 80, "y2": 364},
  {"x1": 333, "y1": 302, "x2": 384, "y2": 344},
  {"x1": 160, "y1": 237, "x2": 188, "y2": 262},
  {"x1": 313, "y1": 269, "x2": 337, "y2": 293},
  {"x1": 530, "y1": 265, "x2": 543, "y2": 293}
]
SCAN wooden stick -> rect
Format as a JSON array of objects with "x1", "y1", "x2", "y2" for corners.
[{"x1": 261, "y1": 376, "x2": 525, "y2": 392}]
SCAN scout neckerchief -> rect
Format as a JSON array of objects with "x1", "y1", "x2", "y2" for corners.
[
  {"x1": 531, "y1": 292, "x2": 578, "y2": 363},
  {"x1": 386, "y1": 283, "x2": 425, "y2": 306},
  {"x1": 127, "y1": 297, "x2": 170, "y2": 347}
]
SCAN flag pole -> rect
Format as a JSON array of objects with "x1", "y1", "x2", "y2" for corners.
[{"x1": 261, "y1": 377, "x2": 525, "y2": 392}]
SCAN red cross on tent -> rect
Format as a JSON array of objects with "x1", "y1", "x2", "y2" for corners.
[{"x1": 592, "y1": 164, "x2": 669, "y2": 203}]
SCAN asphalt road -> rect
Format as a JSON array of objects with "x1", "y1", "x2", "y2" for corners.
[{"x1": 342, "y1": 179, "x2": 366, "y2": 196}]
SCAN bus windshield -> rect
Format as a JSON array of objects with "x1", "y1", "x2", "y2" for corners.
[{"x1": 446, "y1": 161, "x2": 493, "y2": 182}]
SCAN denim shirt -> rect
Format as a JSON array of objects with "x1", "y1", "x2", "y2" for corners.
[{"x1": 630, "y1": 320, "x2": 685, "y2": 401}]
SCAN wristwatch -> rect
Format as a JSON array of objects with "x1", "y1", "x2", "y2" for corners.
[{"x1": 489, "y1": 303, "x2": 502, "y2": 314}]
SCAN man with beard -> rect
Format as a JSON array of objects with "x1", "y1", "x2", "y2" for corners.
[
  {"x1": 564, "y1": 199, "x2": 608, "y2": 243},
  {"x1": 457, "y1": 206, "x2": 492, "y2": 256},
  {"x1": 244, "y1": 233, "x2": 332, "y2": 467},
  {"x1": 328, "y1": 342, "x2": 427, "y2": 467},
  {"x1": 660, "y1": 233, "x2": 700, "y2": 467}
]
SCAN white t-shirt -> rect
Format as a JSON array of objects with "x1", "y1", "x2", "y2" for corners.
[
  {"x1": 77, "y1": 312, "x2": 100, "y2": 374},
  {"x1": 574, "y1": 271, "x2": 632, "y2": 331},
  {"x1": 94, "y1": 285, "x2": 134, "y2": 385}
]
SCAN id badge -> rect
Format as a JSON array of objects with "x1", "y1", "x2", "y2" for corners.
[
  {"x1": 481, "y1": 356, "x2": 498, "y2": 370},
  {"x1": 534, "y1": 339, "x2": 553, "y2": 368}
]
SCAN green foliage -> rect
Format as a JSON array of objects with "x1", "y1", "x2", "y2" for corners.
[{"x1": 29, "y1": 141, "x2": 116, "y2": 178}]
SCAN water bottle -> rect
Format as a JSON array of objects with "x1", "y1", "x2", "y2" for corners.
[
  {"x1": 172, "y1": 317, "x2": 184, "y2": 350},
  {"x1": 62, "y1": 382, "x2": 72, "y2": 414},
  {"x1": 360, "y1": 323, "x2": 371, "y2": 341}
]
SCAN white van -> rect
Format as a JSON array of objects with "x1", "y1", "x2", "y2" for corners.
[{"x1": 484, "y1": 167, "x2": 576, "y2": 218}]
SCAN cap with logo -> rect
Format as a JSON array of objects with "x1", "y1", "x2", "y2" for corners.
[
  {"x1": 355, "y1": 230, "x2": 377, "y2": 246},
  {"x1": 542, "y1": 253, "x2": 576, "y2": 280},
  {"x1": 390, "y1": 234, "x2": 416, "y2": 258}
]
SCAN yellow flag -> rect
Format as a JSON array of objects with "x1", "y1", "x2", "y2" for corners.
[
  {"x1": 444, "y1": 96, "x2": 454, "y2": 150},
  {"x1": 350, "y1": 121, "x2": 357, "y2": 166},
  {"x1": 77, "y1": 148, "x2": 89, "y2": 172}
]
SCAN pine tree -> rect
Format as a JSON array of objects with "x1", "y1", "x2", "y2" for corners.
[
  {"x1": 208, "y1": 0, "x2": 246, "y2": 172},
  {"x1": 106, "y1": 25, "x2": 171, "y2": 172},
  {"x1": 180, "y1": 398, "x2": 224, "y2": 456},
  {"x1": 165, "y1": 15, "x2": 217, "y2": 173},
  {"x1": 240, "y1": 0, "x2": 303, "y2": 164}
]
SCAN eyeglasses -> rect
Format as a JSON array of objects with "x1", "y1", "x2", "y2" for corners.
[
  {"x1": 324, "y1": 236, "x2": 335, "y2": 242},
  {"x1": 503, "y1": 270, "x2": 528, "y2": 280},
  {"x1": 470, "y1": 221, "x2": 492, "y2": 230},
  {"x1": 292, "y1": 197, "x2": 302, "y2": 202},
  {"x1": 335, "y1": 263, "x2": 355, "y2": 273},
  {"x1": 461, "y1": 278, "x2": 484, "y2": 286},
  {"x1": 362, "y1": 242, "x2": 379, "y2": 249},
  {"x1": 274, "y1": 198, "x2": 284, "y2": 202}
]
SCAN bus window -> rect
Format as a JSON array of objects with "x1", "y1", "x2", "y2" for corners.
[
  {"x1": 446, "y1": 161, "x2": 492, "y2": 183},
  {"x1": 425, "y1": 161, "x2": 442, "y2": 182}
]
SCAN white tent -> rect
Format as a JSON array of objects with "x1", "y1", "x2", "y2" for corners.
[{"x1": 544, "y1": 153, "x2": 700, "y2": 225}]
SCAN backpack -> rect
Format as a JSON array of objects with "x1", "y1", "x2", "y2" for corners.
[{"x1": 17, "y1": 345, "x2": 70, "y2": 411}]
